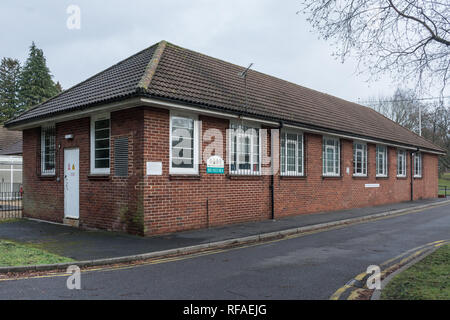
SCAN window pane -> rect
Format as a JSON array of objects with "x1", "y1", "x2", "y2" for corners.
[
  {"x1": 42, "y1": 126, "x2": 56, "y2": 173},
  {"x1": 96, "y1": 129, "x2": 110, "y2": 139},
  {"x1": 95, "y1": 119, "x2": 109, "y2": 130},
  {"x1": 171, "y1": 116, "x2": 194, "y2": 169},
  {"x1": 95, "y1": 159, "x2": 109, "y2": 169},
  {"x1": 281, "y1": 134, "x2": 285, "y2": 173},
  {"x1": 297, "y1": 135, "x2": 303, "y2": 173},
  {"x1": 95, "y1": 139, "x2": 110, "y2": 149},
  {"x1": 94, "y1": 119, "x2": 110, "y2": 170},
  {"x1": 95, "y1": 149, "x2": 109, "y2": 159},
  {"x1": 231, "y1": 124, "x2": 259, "y2": 174}
]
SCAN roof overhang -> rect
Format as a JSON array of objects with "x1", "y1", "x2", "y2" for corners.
[{"x1": 5, "y1": 96, "x2": 447, "y2": 156}]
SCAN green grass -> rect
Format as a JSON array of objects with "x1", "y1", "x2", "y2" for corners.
[
  {"x1": 381, "y1": 244, "x2": 450, "y2": 300},
  {"x1": 438, "y1": 178, "x2": 450, "y2": 196},
  {"x1": 0, "y1": 219, "x2": 21, "y2": 224},
  {"x1": 0, "y1": 239, "x2": 74, "y2": 267}
]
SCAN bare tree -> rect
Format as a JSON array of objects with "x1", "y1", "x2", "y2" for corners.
[
  {"x1": 366, "y1": 88, "x2": 449, "y2": 175},
  {"x1": 298, "y1": 0, "x2": 450, "y2": 94},
  {"x1": 366, "y1": 88, "x2": 425, "y2": 131}
]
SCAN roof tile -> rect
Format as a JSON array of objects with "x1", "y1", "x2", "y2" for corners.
[{"x1": 5, "y1": 41, "x2": 443, "y2": 153}]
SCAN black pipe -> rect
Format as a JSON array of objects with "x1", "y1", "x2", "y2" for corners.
[
  {"x1": 410, "y1": 151, "x2": 414, "y2": 201},
  {"x1": 270, "y1": 122, "x2": 283, "y2": 220}
]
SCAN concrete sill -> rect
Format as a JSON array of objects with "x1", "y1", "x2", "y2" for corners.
[
  {"x1": 321, "y1": 176, "x2": 342, "y2": 180},
  {"x1": 376, "y1": 176, "x2": 389, "y2": 180},
  {"x1": 280, "y1": 175, "x2": 307, "y2": 180},
  {"x1": 227, "y1": 175, "x2": 262, "y2": 180},
  {"x1": 38, "y1": 175, "x2": 57, "y2": 181},
  {"x1": 352, "y1": 175, "x2": 368, "y2": 180},
  {"x1": 169, "y1": 175, "x2": 201, "y2": 180},
  {"x1": 87, "y1": 174, "x2": 110, "y2": 181}
]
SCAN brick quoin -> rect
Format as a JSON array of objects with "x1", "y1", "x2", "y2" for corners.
[{"x1": 22, "y1": 106, "x2": 439, "y2": 236}]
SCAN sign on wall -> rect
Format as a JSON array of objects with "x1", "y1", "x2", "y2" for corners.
[
  {"x1": 206, "y1": 156, "x2": 224, "y2": 174},
  {"x1": 146, "y1": 162, "x2": 162, "y2": 175}
]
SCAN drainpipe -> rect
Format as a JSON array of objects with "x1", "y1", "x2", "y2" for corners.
[
  {"x1": 410, "y1": 148, "x2": 420, "y2": 201},
  {"x1": 270, "y1": 122, "x2": 283, "y2": 220},
  {"x1": 410, "y1": 151, "x2": 414, "y2": 201}
]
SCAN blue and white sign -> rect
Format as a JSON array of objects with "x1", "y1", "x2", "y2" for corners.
[{"x1": 206, "y1": 156, "x2": 224, "y2": 174}]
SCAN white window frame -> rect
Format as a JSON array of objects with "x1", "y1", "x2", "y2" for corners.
[
  {"x1": 353, "y1": 141, "x2": 367, "y2": 176},
  {"x1": 0, "y1": 156, "x2": 22, "y2": 193},
  {"x1": 90, "y1": 113, "x2": 111, "y2": 175},
  {"x1": 280, "y1": 130, "x2": 304, "y2": 176},
  {"x1": 229, "y1": 121, "x2": 261, "y2": 175},
  {"x1": 376, "y1": 145, "x2": 388, "y2": 177},
  {"x1": 169, "y1": 111, "x2": 199, "y2": 175},
  {"x1": 414, "y1": 152, "x2": 422, "y2": 178},
  {"x1": 397, "y1": 149, "x2": 407, "y2": 177},
  {"x1": 322, "y1": 136, "x2": 340, "y2": 176},
  {"x1": 41, "y1": 124, "x2": 56, "y2": 176}
]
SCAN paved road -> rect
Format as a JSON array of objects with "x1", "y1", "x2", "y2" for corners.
[{"x1": 1, "y1": 204, "x2": 449, "y2": 299}]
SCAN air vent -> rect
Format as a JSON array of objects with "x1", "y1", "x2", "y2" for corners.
[{"x1": 114, "y1": 137, "x2": 128, "y2": 177}]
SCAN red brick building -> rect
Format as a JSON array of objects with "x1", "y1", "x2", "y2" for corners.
[{"x1": 5, "y1": 41, "x2": 445, "y2": 236}]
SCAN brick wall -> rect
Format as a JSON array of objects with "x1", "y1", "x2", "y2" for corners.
[
  {"x1": 22, "y1": 109, "x2": 145, "y2": 235},
  {"x1": 22, "y1": 105, "x2": 439, "y2": 236}
]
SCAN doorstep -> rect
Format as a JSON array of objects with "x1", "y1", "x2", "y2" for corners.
[{"x1": 63, "y1": 217, "x2": 79, "y2": 228}]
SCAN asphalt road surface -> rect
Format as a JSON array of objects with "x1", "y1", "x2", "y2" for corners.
[{"x1": 1, "y1": 203, "x2": 449, "y2": 299}]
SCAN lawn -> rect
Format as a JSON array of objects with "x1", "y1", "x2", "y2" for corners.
[
  {"x1": 381, "y1": 244, "x2": 450, "y2": 300},
  {"x1": 438, "y1": 178, "x2": 450, "y2": 196},
  {"x1": 0, "y1": 239, "x2": 73, "y2": 267}
]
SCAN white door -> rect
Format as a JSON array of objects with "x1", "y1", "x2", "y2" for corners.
[{"x1": 64, "y1": 148, "x2": 79, "y2": 219}]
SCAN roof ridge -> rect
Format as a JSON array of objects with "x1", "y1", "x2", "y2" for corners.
[
  {"x1": 6, "y1": 42, "x2": 160, "y2": 126},
  {"x1": 137, "y1": 40, "x2": 167, "y2": 91},
  {"x1": 160, "y1": 43, "x2": 385, "y2": 111}
]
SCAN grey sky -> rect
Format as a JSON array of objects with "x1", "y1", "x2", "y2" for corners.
[{"x1": 0, "y1": 1, "x2": 443, "y2": 103}]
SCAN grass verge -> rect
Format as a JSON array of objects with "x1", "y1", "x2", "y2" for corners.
[
  {"x1": 0, "y1": 219, "x2": 21, "y2": 224},
  {"x1": 381, "y1": 244, "x2": 450, "y2": 300},
  {"x1": 0, "y1": 239, "x2": 74, "y2": 267},
  {"x1": 438, "y1": 178, "x2": 450, "y2": 196}
]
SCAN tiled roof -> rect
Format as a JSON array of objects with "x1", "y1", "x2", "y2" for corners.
[
  {"x1": 0, "y1": 140, "x2": 22, "y2": 155},
  {"x1": 0, "y1": 126, "x2": 22, "y2": 152},
  {"x1": 5, "y1": 41, "x2": 444, "y2": 153}
]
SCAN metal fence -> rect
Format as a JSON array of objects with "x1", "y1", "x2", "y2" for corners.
[
  {"x1": 0, "y1": 191, "x2": 23, "y2": 220},
  {"x1": 439, "y1": 185, "x2": 448, "y2": 197},
  {"x1": 0, "y1": 182, "x2": 22, "y2": 193}
]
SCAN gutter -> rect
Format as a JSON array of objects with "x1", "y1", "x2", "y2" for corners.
[{"x1": 5, "y1": 95, "x2": 446, "y2": 155}]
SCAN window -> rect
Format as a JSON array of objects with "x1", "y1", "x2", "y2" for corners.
[
  {"x1": 414, "y1": 152, "x2": 422, "y2": 177},
  {"x1": 353, "y1": 142, "x2": 367, "y2": 176},
  {"x1": 170, "y1": 113, "x2": 199, "y2": 174},
  {"x1": 0, "y1": 156, "x2": 22, "y2": 193},
  {"x1": 376, "y1": 145, "x2": 388, "y2": 177},
  {"x1": 230, "y1": 122, "x2": 260, "y2": 175},
  {"x1": 397, "y1": 149, "x2": 406, "y2": 177},
  {"x1": 280, "y1": 131, "x2": 304, "y2": 176},
  {"x1": 322, "y1": 137, "x2": 340, "y2": 176},
  {"x1": 41, "y1": 125, "x2": 56, "y2": 175},
  {"x1": 90, "y1": 114, "x2": 110, "y2": 174}
]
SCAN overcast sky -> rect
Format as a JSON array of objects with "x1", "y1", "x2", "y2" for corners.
[{"x1": 0, "y1": 1, "x2": 444, "y2": 104}]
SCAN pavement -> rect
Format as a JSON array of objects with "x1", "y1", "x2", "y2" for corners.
[
  {"x1": 0, "y1": 201, "x2": 449, "y2": 299},
  {"x1": 0, "y1": 197, "x2": 448, "y2": 261}
]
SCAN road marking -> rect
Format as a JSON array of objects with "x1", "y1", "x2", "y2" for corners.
[
  {"x1": 1, "y1": 203, "x2": 449, "y2": 282},
  {"x1": 330, "y1": 239, "x2": 450, "y2": 300}
]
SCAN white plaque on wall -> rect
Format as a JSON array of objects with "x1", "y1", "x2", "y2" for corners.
[
  {"x1": 146, "y1": 162, "x2": 162, "y2": 175},
  {"x1": 365, "y1": 183, "x2": 380, "y2": 188}
]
